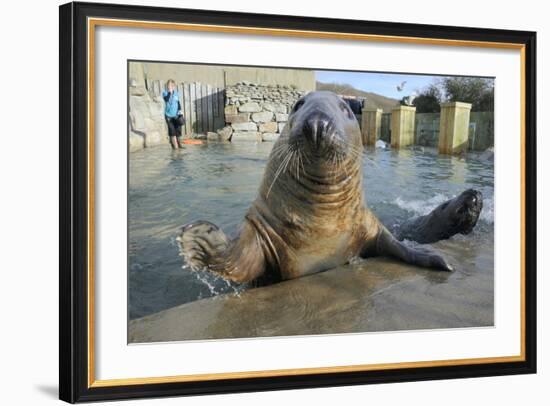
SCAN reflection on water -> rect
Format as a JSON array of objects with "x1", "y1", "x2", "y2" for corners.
[{"x1": 129, "y1": 143, "x2": 494, "y2": 320}]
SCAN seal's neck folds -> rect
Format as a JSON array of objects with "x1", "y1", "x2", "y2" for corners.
[{"x1": 261, "y1": 145, "x2": 364, "y2": 207}]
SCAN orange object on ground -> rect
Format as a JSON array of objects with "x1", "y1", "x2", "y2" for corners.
[{"x1": 181, "y1": 139, "x2": 204, "y2": 145}]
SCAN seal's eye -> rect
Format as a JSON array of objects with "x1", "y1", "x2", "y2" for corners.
[{"x1": 291, "y1": 99, "x2": 305, "y2": 113}]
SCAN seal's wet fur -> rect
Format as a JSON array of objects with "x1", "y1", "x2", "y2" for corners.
[{"x1": 178, "y1": 91, "x2": 454, "y2": 284}]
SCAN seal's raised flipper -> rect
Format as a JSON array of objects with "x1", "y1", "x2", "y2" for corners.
[
  {"x1": 371, "y1": 226, "x2": 454, "y2": 272},
  {"x1": 177, "y1": 220, "x2": 267, "y2": 283},
  {"x1": 177, "y1": 221, "x2": 230, "y2": 271}
]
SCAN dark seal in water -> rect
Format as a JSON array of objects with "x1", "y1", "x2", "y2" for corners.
[{"x1": 393, "y1": 189, "x2": 483, "y2": 244}]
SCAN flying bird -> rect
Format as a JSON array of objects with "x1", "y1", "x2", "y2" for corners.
[{"x1": 396, "y1": 81, "x2": 407, "y2": 92}]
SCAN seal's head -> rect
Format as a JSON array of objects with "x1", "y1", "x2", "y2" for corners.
[
  {"x1": 285, "y1": 91, "x2": 362, "y2": 163},
  {"x1": 438, "y1": 189, "x2": 483, "y2": 236},
  {"x1": 261, "y1": 91, "x2": 364, "y2": 201}
]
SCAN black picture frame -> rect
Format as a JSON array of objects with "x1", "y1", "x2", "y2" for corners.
[{"x1": 59, "y1": 1, "x2": 537, "y2": 403}]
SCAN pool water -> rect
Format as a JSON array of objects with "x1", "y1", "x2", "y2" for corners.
[{"x1": 129, "y1": 143, "x2": 494, "y2": 321}]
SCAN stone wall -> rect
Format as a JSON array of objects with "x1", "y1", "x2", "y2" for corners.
[
  {"x1": 217, "y1": 82, "x2": 307, "y2": 142},
  {"x1": 128, "y1": 83, "x2": 169, "y2": 152}
]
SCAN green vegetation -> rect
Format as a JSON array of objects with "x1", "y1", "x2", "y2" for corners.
[
  {"x1": 411, "y1": 77, "x2": 494, "y2": 113},
  {"x1": 407, "y1": 84, "x2": 442, "y2": 113},
  {"x1": 316, "y1": 77, "x2": 494, "y2": 114}
]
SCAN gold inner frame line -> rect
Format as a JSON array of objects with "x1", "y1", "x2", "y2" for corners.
[{"x1": 86, "y1": 17, "x2": 527, "y2": 388}]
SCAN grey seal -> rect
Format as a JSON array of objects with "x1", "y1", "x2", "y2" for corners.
[{"x1": 177, "y1": 91, "x2": 454, "y2": 284}]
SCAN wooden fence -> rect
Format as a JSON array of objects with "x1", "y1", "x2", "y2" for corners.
[{"x1": 147, "y1": 80, "x2": 225, "y2": 137}]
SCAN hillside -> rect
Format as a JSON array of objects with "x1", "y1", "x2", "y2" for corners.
[{"x1": 316, "y1": 81, "x2": 399, "y2": 113}]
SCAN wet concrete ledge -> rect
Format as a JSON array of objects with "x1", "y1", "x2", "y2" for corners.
[{"x1": 129, "y1": 257, "x2": 493, "y2": 343}]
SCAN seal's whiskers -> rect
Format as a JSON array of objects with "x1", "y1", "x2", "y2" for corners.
[
  {"x1": 266, "y1": 149, "x2": 293, "y2": 198},
  {"x1": 270, "y1": 144, "x2": 289, "y2": 161}
]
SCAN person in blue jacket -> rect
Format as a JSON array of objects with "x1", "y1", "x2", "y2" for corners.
[{"x1": 162, "y1": 79, "x2": 183, "y2": 149}]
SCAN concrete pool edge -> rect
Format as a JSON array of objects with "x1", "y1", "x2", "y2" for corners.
[{"x1": 128, "y1": 257, "x2": 494, "y2": 344}]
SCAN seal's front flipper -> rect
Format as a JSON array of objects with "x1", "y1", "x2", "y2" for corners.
[
  {"x1": 373, "y1": 227, "x2": 453, "y2": 272},
  {"x1": 176, "y1": 220, "x2": 230, "y2": 271},
  {"x1": 177, "y1": 220, "x2": 268, "y2": 284}
]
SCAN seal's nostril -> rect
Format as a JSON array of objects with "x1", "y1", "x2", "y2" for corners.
[
  {"x1": 303, "y1": 118, "x2": 318, "y2": 145},
  {"x1": 302, "y1": 112, "x2": 332, "y2": 147}
]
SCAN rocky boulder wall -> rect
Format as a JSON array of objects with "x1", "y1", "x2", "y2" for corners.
[{"x1": 128, "y1": 84, "x2": 170, "y2": 151}]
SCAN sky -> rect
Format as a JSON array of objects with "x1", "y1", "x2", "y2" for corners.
[{"x1": 315, "y1": 70, "x2": 438, "y2": 99}]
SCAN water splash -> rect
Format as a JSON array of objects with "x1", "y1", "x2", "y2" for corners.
[
  {"x1": 193, "y1": 269, "x2": 219, "y2": 295},
  {"x1": 182, "y1": 263, "x2": 247, "y2": 298},
  {"x1": 479, "y1": 197, "x2": 494, "y2": 224},
  {"x1": 393, "y1": 193, "x2": 449, "y2": 216},
  {"x1": 393, "y1": 193, "x2": 494, "y2": 225}
]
